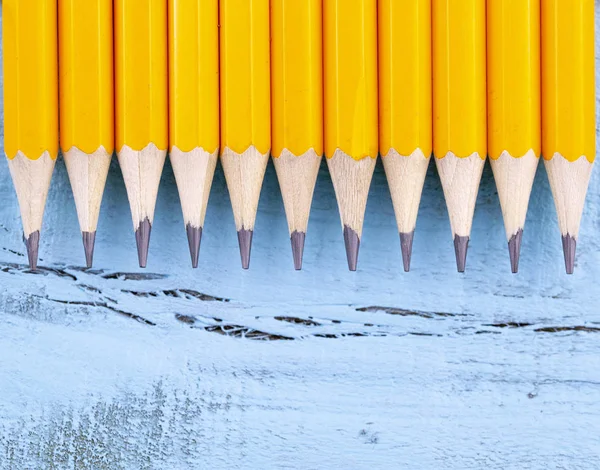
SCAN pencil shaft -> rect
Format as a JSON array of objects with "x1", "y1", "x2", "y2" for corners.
[
  {"x1": 169, "y1": 0, "x2": 219, "y2": 155},
  {"x1": 378, "y1": 0, "x2": 431, "y2": 159},
  {"x1": 432, "y1": 0, "x2": 486, "y2": 160},
  {"x1": 487, "y1": 0, "x2": 540, "y2": 160},
  {"x1": 271, "y1": 0, "x2": 323, "y2": 159},
  {"x1": 114, "y1": 0, "x2": 168, "y2": 152},
  {"x1": 58, "y1": 0, "x2": 114, "y2": 155},
  {"x1": 3, "y1": 0, "x2": 58, "y2": 160},
  {"x1": 220, "y1": 0, "x2": 270, "y2": 155},
  {"x1": 541, "y1": 0, "x2": 595, "y2": 163}
]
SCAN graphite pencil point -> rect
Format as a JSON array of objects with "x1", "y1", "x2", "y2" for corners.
[
  {"x1": 135, "y1": 218, "x2": 152, "y2": 268},
  {"x1": 508, "y1": 229, "x2": 523, "y2": 274},
  {"x1": 291, "y1": 230, "x2": 306, "y2": 271},
  {"x1": 186, "y1": 224, "x2": 202, "y2": 269},
  {"x1": 25, "y1": 230, "x2": 40, "y2": 270},
  {"x1": 238, "y1": 228, "x2": 253, "y2": 270},
  {"x1": 399, "y1": 231, "x2": 415, "y2": 272},
  {"x1": 343, "y1": 225, "x2": 360, "y2": 272},
  {"x1": 561, "y1": 234, "x2": 576, "y2": 275},
  {"x1": 454, "y1": 235, "x2": 469, "y2": 273},
  {"x1": 82, "y1": 231, "x2": 96, "y2": 268}
]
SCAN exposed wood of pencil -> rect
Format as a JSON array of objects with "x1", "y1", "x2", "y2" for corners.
[
  {"x1": 544, "y1": 154, "x2": 593, "y2": 274},
  {"x1": 272, "y1": 149, "x2": 321, "y2": 270},
  {"x1": 117, "y1": 144, "x2": 167, "y2": 268},
  {"x1": 381, "y1": 149, "x2": 430, "y2": 271},
  {"x1": 221, "y1": 146, "x2": 270, "y2": 269},
  {"x1": 63, "y1": 147, "x2": 112, "y2": 267},
  {"x1": 170, "y1": 147, "x2": 218, "y2": 268},
  {"x1": 434, "y1": 152, "x2": 485, "y2": 272},
  {"x1": 327, "y1": 149, "x2": 377, "y2": 271},
  {"x1": 7, "y1": 152, "x2": 56, "y2": 269},
  {"x1": 489, "y1": 150, "x2": 539, "y2": 272}
]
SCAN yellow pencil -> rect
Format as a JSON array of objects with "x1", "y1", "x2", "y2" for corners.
[
  {"x1": 542, "y1": 0, "x2": 595, "y2": 274},
  {"x1": 59, "y1": 0, "x2": 114, "y2": 268},
  {"x1": 433, "y1": 0, "x2": 487, "y2": 272},
  {"x1": 379, "y1": 0, "x2": 432, "y2": 272},
  {"x1": 271, "y1": 0, "x2": 323, "y2": 270},
  {"x1": 220, "y1": 0, "x2": 271, "y2": 269},
  {"x1": 324, "y1": 0, "x2": 378, "y2": 271},
  {"x1": 115, "y1": 0, "x2": 168, "y2": 268},
  {"x1": 3, "y1": 0, "x2": 58, "y2": 269},
  {"x1": 169, "y1": 0, "x2": 219, "y2": 268},
  {"x1": 487, "y1": 0, "x2": 541, "y2": 273}
]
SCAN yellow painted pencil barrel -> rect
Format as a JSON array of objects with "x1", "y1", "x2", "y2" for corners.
[
  {"x1": 3, "y1": 0, "x2": 58, "y2": 269},
  {"x1": 271, "y1": 0, "x2": 323, "y2": 269},
  {"x1": 378, "y1": 0, "x2": 432, "y2": 272},
  {"x1": 168, "y1": 0, "x2": 220, "y2": 268},
  {"x1": 487, "y1": 0, "x2": 541, "y2": 273},
  {"x1": 3, "y1": 0, "x2": 58, "y2": 161},
  {"x1": 323, "y1": 0, "x2": 378, "y2": 271},
  {"x1": 59, "y1": 0, "x2": 114, "y2": 267},
  {"x1": 59, "y1": 0, "x2": 114, "y2": 156},
  {"x1": 271, "y1": 0, "x2": 323, "y2": 159},
  {"x1": 542, "y1": 0, "x2": 595, "y2": 274},
  {"x1": 115, "y1": 0, "x2": 168, "y2": 268}
]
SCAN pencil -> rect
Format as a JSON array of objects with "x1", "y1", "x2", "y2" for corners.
[
  {"x1": 220, "y1": 0, "x2": 271, "y2": 269},
  {"x1": 169, "y1": 0, "x2": 219, "y2": 268},
  {"x1": 378, "y1": 0, "x2": 432, "y2": 272},
  {"x1": 542, "y1": 0, "x2": 595, "y2": 274},
  {"x1": 3, "y1": 0, "x2": 58, "y2": 270},
  {"x1": 432, "y1": 0, "x2": 487, "y2": 272},
  {"x1": 59, "y1": 0, "x2": 114, "y2": 268},
  {"x1": 114, "y1": 0, "x2": 168, "y2": 268},
  {"x1": 324, "y1": 0, "x2": 378, "y2": 271},
  {"x1": 487, "y1": 0, "x2": 541, "y2": 273},
  {"x1": 271, "y1": 0, "x2": 323, "y2": 270}
]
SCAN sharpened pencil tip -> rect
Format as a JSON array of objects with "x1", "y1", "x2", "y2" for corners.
[
  {"x1": 454, "y1": 235, "x2": 469, "y2": 273},
  {"x1": 82, "y1": 231, "x2": 96, "y2": 268},
  {"x1": 135, "y1": 218, "x2": 152, "y2": 268},
  {"x1": 399, "y1": 231, "x2": 415, "y2": 272},
  {"x1": 238, "y1": 228, "x2": 253, "y2": 270},
  {"x1": 562, "y1": 234, "x2": 576, "y2": 275},
  {"x1": 25, "y1": 230, "x2": 40, "y2": 270},
  {"x1": 508, "y1": 229, "x2": 523, "y2": 274},
  {"x1": 291, "y1": 231, "x2": 306, "y2": 270},
  {"x1": 186, "y1": 224, "x2": 202, "y2": 269},
  {"x1": 343, "y1": 225, "x2": 360, "y2": 272}
]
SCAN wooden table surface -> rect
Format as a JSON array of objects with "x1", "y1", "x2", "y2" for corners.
[{"x1": 1, "y1": 6, "x2": 600, "y2": 469}]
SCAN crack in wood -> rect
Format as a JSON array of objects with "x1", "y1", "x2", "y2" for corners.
[{"x1": 356, "y1": 305, "x2": 463, "y2": 318}]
